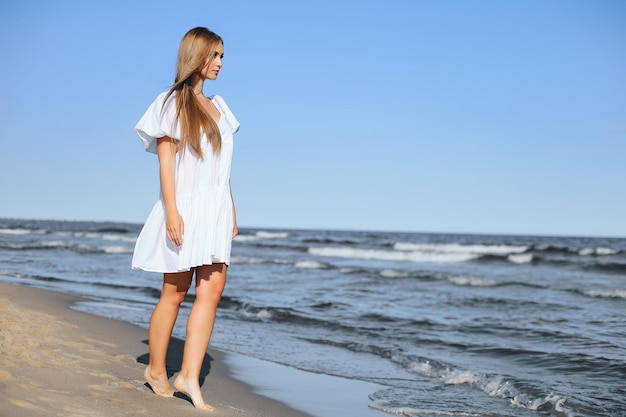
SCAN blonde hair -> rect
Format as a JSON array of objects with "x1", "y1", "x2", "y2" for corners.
[{"x1": 165, "y1": 27, "x2": 223, "y2": 157}]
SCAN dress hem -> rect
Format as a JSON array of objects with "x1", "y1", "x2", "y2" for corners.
[{"x1": 131, "y1": 259, "x2": 230, "y2": 274}]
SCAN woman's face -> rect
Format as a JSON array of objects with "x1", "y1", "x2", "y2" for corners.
[{"x1": 201, "y1": 42, "x2": 224, "y2": 81}]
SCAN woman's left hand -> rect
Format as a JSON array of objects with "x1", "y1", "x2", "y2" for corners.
[{"x1": 230, "y1": 186, "x2": 238, "y2": 239}]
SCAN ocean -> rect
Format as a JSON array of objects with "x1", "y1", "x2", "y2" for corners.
[{"x1": 0, "y1": 218, "x2": 624, "y2": 417}]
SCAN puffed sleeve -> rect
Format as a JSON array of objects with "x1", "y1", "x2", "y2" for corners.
[
  {"x1": 135, "y1": 92, "x2": 181, "y2": 154},
  {"x1": 212, "y1": 95, "x2": 240, "y2": 134}
]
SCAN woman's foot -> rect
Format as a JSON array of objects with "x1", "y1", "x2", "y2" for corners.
[
  {"x1": 174, "y1": 375, "x2": 215, "y2": 411},
  {"x1": 143, "y1": 366, "x2": 174, "y2": 397}
]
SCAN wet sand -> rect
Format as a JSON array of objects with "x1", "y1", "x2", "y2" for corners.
[{"x1": 0, "y1": 282, "x2": 313, "y2": 417}]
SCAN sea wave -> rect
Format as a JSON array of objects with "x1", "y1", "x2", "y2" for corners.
[
  {"x1": 234, "y1": 231, "x2": 289, "y2": 242},
  {"x1": 102, "y1": 245, "x2": 134, "y2": 254},
  {"x1": 309, "y1": 337, "x2": 576, "y2": 417},
  {"x1": 578, "y1": 247, "x2": 620, "y2": 256},
  {"x1": 585, "y1": 262, "x2": 626, "y2": 275},
  {"x1": 302, "y1": 237, "x2": 360, "y2": 245},
  {"x1": 95, "y1": 227, "x2": 131, "y2": 234},
  {"x1": 534, "y1": 244, "x2": 622, "y2": 256},
  {"x1": 380, "y1": 269, "x2": 411, "y2": 278},
  {"x1": 507, "y1": 254, "x2": 533, "y2": 264},
  {"x1": 219, "y1": 298, "x2": 358, "y2": 332},
  {"x1": 584, "y1": 289, "x2": 626, "y2": 300},
  {"x1": 230, "y1": 256, "x2": 290, "y2": 266},
  {"x1": 0, "y1": 240, "x2": 134, "y2": 254},
  {"x1": 394, "y1": 242, "x2": 528, "y2": 255},
  {"x1": 235, "y1": 305, "x2": 331, "y2": 327},
  {"x1": 80, "y1": 232, "x2": 137, "y2": 243},
  {"x1": 0, "y1": 228, "x2": 46, "y2": 235},
  {"x1": 0, "y1": 241, "x2": 69, "y2": 250},
  {"x1": 309, "y1": 247, "x2": 478, "y2": 263},
  {"x1": 405, "y1": 359, "x2": 574, "y2": 417},
  {"x1": 239, "y1": 307, "x2": 273, "y2": 320},
  {"x1": 230, "y1": 256, "x2": 271, "y2": 264},
  {"x1": 295, "y1": 260, "x2": 329, "y2": 269},
  {"x1": 308, "y1": 244, "x2": 545, "y2": 266},
  {"x1": 448, "y1": 276, "x2": 498, "y2": 287},
  {"x1": 0, "y1": 270, "x2": 74, "y2": 284},
  {"x1": 368, "y1": 404, "x2": 485, "y2": 416}
]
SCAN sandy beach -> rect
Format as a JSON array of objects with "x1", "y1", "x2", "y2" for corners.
[{"x1": 0, "y1": 282, "x2": 314, "y2": 417}]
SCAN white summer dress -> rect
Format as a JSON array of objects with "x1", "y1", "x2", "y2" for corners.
[{"x1": 131, "y1": 91, "x2": 239, "y2": 273}]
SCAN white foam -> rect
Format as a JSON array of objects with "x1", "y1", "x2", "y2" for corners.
[
  {"x1": 394, "y1": 242, "x2": 528, "y2": 255},
  {"x1": 81, "y1": 232, "x2": 101, "y2": 239},
  {"x1": 256, "y1": 231, "x2": 289, "y2": 239},
  {"x1": 507, "y1": 254, "x2": 533, "y2": 264},
  {"x1": 442, "y1": 369, "x2": 481, "y2": 385},
  {"x1": 408, "y1": 360, "x2": 437, "y2": 377},
  {"x1": 579, "y1": 247, "x2": 619, "y2": 256},
  {"x1": 102, "y1": 246, "x2": 134, "y2": 254},
  {"x1": 448, "y1": 276, "x2": 497, "y2": 287},
  {"x1": 585, "y1": 289, "x2": 626, "y2": 300},
  {"x1": 596, "y1": 247, "x2": 619, "y2": 255},
  {"x1": 232, "y1": 235, "x2": 259, "y2": 242},
  {"x1": 0, "y1": 228, "x2": 35, "y2": 235},
  {"x1": 240, "y1": 308, "x2": 272, "y2": 319},
  {"x1": 42, "y1": 241, "x2": 70, "y2": 248},
  {"x1": 295, "y1": 261, "x2": 327, "y2": 269},
  {"x1": 309, "y1": 247, "x2": 477, "y2": 264},
  {"x1": 230, "y1": 256, "x2": 267, "y2": 264},
  {"x1": 234, "y1": 231, "x2": 289, "y2": 242},
  {"x1": 405, "y1": 358, "x2": 575, "y2": 417},
  {"x1": 368, "y1": 404, "x2": 484, "y2": 416},
  {"x1": 521, "y1": 394, "x2": 574, "y2": 417},
  {"x1": 101, "y1": 234, "x2": 137, "y2": 243},
  {"x1": 380, "y1": 269, "x2": 410, "y2": 278}
]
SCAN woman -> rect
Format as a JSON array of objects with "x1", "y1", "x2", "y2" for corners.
[{"x1": 131, "y1": 27, "x2": 239, "y2": 412}]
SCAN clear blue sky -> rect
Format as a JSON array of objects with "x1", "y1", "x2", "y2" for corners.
[{"x1": 1, "y1": 0, "x2": 624, "y2": 237}]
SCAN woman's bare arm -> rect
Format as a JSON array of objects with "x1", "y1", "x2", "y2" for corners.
[{"x1": 157, "y1": 136, "x2": 184, "y2": 247}]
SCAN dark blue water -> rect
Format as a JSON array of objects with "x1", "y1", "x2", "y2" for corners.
[{"x1": 1, "y1": 218, "x2": 624, "y2": 417}]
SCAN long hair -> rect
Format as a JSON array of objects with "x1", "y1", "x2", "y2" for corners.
[{"x1": 164, "y1": 27, "x2": 223, "y2": 158}]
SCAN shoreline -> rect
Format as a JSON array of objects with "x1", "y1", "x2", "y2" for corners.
[
  {"x1": 0, "y1": 282, "x2": 314, "y2": 417},
  {"x1": 0, "y1": 281, "x2": 384, "y2": 417}
]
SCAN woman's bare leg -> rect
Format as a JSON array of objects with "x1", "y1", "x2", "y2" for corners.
[
  {"x1": 174, "y1": 263, "x2": 226, "y2": 411},
  {"x1": 145, "y1": 271, "x2": 193, "y2": 397}
]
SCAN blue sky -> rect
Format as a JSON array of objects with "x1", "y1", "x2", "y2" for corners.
[{"x1": 1, "y1": 0, "x2": 624, "y2": 237}]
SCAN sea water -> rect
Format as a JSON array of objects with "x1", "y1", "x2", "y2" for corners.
[{"x1": 0, "y1": 218, "x2": 624, "y2": 417}]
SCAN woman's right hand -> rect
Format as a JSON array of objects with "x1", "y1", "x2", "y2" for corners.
[
  {"x1": 166, "y1": 211, "x2": 184, "y2": 247},
  {"x1": 157, "y1": 136, "x2": 183, "y2": 247}
]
